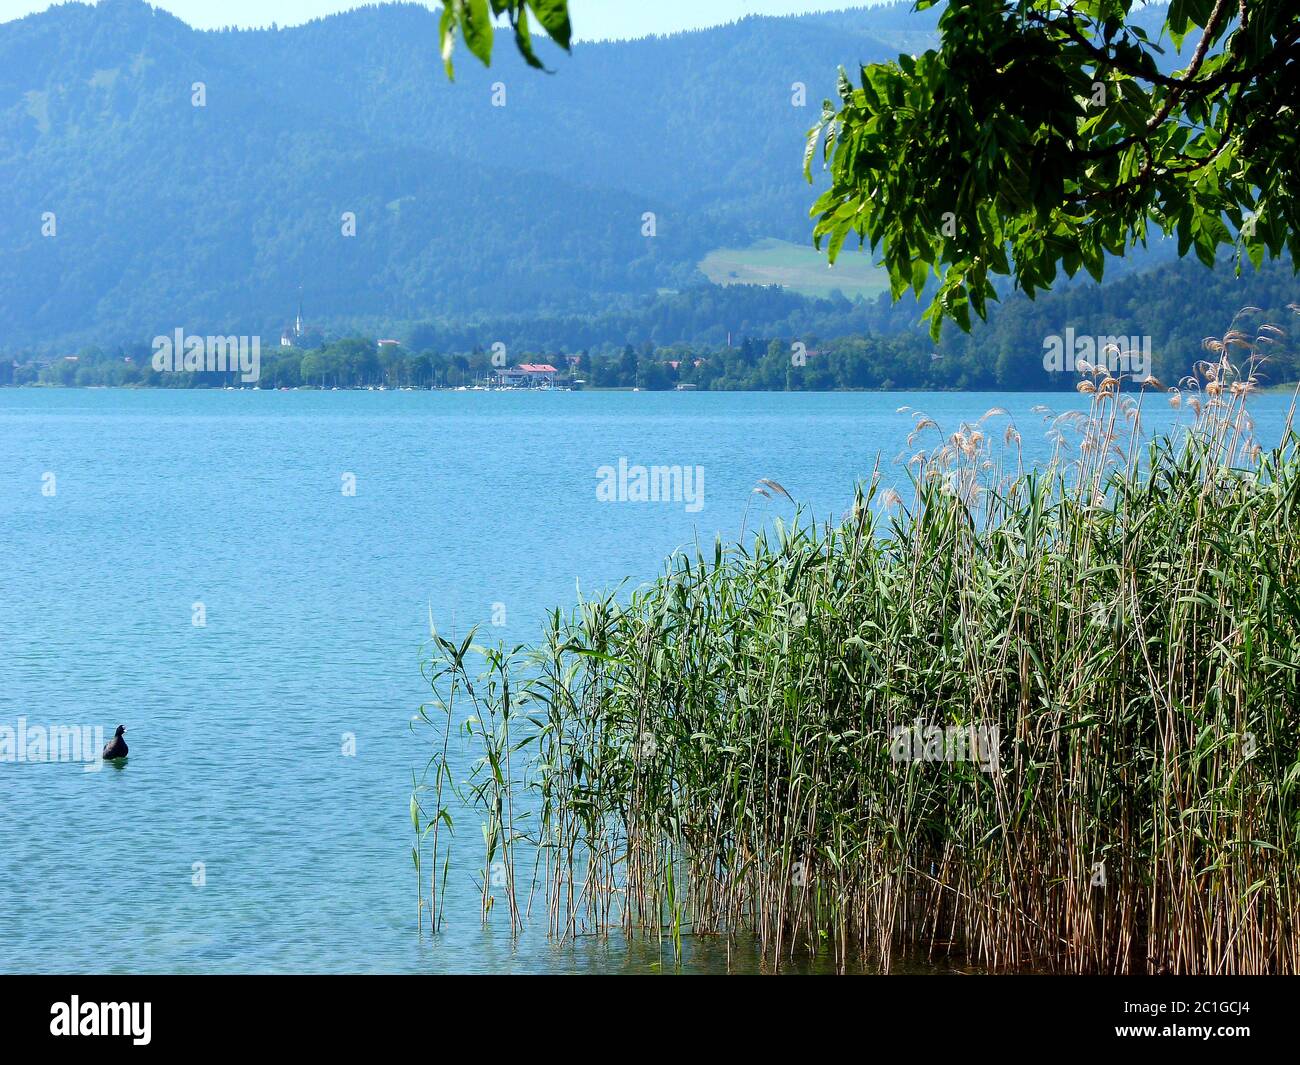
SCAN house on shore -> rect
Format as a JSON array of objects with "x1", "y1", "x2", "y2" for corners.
[{"x1": 495, "y1": 363, "x2": 558, "y2": 388}]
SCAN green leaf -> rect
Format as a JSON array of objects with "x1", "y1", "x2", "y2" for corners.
[
  {"x1": 463, "y1": 0, "x2": 494, "y2": 66},
  {"x1": 527, "y1": 0, "x2": 572, "y2": 50}
]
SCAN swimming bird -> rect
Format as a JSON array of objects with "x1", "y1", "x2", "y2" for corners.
[{"x1": 102, "y1": 725, "x2": 128, "y2": 760}]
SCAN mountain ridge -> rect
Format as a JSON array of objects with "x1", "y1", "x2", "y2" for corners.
[
  {"x1": 0, "y1": 0, "x2": 1193, "y2": 355},
  {"x1": 0, "y1": 0, "x2": 938, "y2": 350}
]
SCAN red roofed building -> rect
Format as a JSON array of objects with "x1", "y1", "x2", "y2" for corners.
[{"x1": 495, "y1": 363, "x2": 558, "y2": 388}]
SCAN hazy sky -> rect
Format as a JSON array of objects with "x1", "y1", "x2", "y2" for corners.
[{"x1": 0, "y1": 0, "x2": 882, "y2": 38}]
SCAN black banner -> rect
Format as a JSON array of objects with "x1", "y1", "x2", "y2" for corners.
[{"x1": 0, "y1": 974, "x2": 1287, "y2": 1053}]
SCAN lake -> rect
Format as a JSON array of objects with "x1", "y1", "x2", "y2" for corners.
[{"x1": 1, "y1": 387, "x2": 1293, "y2": 973}]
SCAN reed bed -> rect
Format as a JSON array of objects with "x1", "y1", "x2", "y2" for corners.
[{"x1": 414, "y1": 322, "x2": 1300, "y2": 972}]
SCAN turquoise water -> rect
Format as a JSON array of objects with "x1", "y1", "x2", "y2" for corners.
[{"x1": 1, "y1": 388, "x2": 1293, "y2": 973}]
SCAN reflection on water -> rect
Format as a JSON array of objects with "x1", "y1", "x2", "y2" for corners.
[{"x1": 411, "y1": 931, "x2": 976, "y2": 975}]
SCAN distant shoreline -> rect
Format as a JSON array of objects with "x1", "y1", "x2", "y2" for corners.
[{"x1": 0, "y1": 382, "x2": 1213, "y2": 395}]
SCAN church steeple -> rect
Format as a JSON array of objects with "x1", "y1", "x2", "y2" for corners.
[{"x1": 295, "y1": 284, "x2": 303, "y2": 337}]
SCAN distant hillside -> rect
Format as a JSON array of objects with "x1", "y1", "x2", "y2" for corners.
[
  {"x1": 0, "y1": 0, "x2": 1209, "y2": 357},
  {"x1": 0, "y1": 0, "x2": 941, "y2": 351},
  {"x1": 14, "y1": 253, "x2": 1295, "y2": 391}
]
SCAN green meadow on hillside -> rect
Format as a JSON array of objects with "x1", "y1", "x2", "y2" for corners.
[{"x1": 699, "y1": 238, "x2": 892, "y2": 299}]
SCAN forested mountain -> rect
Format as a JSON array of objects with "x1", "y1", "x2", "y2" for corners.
[
  {"x1": 0, "y1": 0, "x2": 936, "y2": 351},
  {"x1": 0, "y1": 0, "x2": 1195, "y2": 356}
]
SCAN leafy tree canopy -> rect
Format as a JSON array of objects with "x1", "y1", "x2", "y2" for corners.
[
  {"x1": 438, "y1": 2, "x2": 1298, "y2": 340},
  {"x1": 805, "y1": 1, "x2": 1300, "y2": 337}
]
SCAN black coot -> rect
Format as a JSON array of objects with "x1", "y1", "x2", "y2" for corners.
[{"x1": 102, "y1": 724, "x2": 128, "y2": 760}]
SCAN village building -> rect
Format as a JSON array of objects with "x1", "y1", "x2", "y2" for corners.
[
  {"x1": 495, "y1": 363, "x2": 558, "y2": 388},
  {"x1": 281, "y1": 288, "x2": 306, "y2": 347}
]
